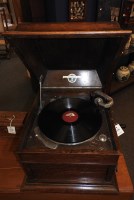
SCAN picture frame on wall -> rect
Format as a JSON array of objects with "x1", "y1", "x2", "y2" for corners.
[{"x1": 69, "y1": 0, "x2": 87, "y2": 21}]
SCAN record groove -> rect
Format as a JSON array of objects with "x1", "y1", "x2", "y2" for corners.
[{"x1": 38, "y1": 98, "x2": 102, "y2": 145}]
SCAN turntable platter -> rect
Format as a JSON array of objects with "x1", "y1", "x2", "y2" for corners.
[{"x1": 38, "y1": 98, "x2": 102, "y2": 145}]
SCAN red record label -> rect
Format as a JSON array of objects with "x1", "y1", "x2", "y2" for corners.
[{"x1": 62, "y1": 111, "x2": 79, "y2": 123}]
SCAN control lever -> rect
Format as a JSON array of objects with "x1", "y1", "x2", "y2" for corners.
[{"x1": 94, "y1": 91, "x2": 114, "y2": 109}]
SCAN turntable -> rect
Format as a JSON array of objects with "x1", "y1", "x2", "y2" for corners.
[
  {"x1": 4, "y1": 22, "x2": 131, "y2": 194},
  {"x1": 20, "y1": 69, "x2": 119, "y2": 192}
]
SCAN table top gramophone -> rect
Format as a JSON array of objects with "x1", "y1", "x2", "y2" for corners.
[{"x1": 4, "y1": 22, "x2": 131, "y2": 193}]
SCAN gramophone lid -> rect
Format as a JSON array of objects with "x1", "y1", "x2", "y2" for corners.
[
  {"x1": 42, "y1": 70, "x2": 102, "y2": 89},
  {"x1": 4, "y1": 22, "x2": 131, "y2": 93}
]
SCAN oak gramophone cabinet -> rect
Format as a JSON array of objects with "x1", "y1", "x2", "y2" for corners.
[{"x1": 2, "y1": 22, "x2": 133, "y2": 200}]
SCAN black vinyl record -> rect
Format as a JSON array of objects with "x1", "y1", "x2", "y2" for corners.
[{"x1": 38, "y1": 98, "x2": 102, "y2": 145}]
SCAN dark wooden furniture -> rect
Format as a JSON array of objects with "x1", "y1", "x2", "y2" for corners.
[
  {"x1": 3, "y1": 21, "x2": 132, "y2": 190},
  {"x1": 11, "y1": 0, "x2": 123, "y2": 23},
  {"x1": 4, "y1": 22, "x2": 132, "y2": 92},
  {"x1": 110, "y1": 0, "x2": 134, "y2": 93},
  {"x1": 119, "y1": 0, "x2": 134, "y2": 30},
  {"x1": 0, "y1": 7, "x2": 10, "y2": 58},
  {"x1": 0, "y1": 111, "x2": 133, "y2": 200},
  {"x1": 17, "y1": 70, "x2": 119, "y2": 192},
  {"x1": 10, "y1": 0, "x2": 134, "y2": 93}
]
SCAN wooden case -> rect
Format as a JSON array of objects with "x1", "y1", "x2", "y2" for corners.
[{"x1": 4, "y1": 22, "x2": 132, "y2": 193}]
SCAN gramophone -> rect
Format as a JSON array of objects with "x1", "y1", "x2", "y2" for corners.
[{"x1": 4, "y1": 22, "x2": 131, "y2": 193}]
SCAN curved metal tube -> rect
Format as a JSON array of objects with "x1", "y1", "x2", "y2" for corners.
[{"x1": 94, "y1": 91, "x2": 114, "y2": 109}]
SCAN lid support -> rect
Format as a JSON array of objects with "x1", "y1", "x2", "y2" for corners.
[{"x1": 39, "y1": 75, "x2": 43, "y2": 112}]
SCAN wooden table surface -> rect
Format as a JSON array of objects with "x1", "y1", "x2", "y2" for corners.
[{"x1": 0, "y1": 111, "x2": 133, "y2": 200}]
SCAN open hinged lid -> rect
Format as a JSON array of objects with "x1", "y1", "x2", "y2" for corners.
[{"x1": 4, "y1": 22, "x2": 131, "y2": 93}]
